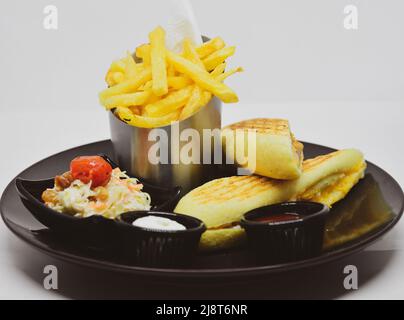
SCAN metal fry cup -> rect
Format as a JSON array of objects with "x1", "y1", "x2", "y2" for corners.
[{"x1": 109, "y1": 97, "x2": 222, "y2": 194}]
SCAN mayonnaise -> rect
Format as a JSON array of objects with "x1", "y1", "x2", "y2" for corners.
[{"x1": 132, "y1": 215, "x2": 186, "y2": 231}]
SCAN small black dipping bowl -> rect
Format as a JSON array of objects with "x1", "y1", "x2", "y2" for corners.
[
  {"x1": 118, "y1": 211, "x2": 206, "y2": 267},
  {"x1": 240, "y1": 201, "x2": 329, "y2": 263}
]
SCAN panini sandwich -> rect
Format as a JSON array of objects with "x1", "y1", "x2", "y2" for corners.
[
  {"x1": 221, "y1": 118, "x2": 304, "y2": 180},
  {"x1": 174, "y1": 149, "x2": 366, "y2": 251}
]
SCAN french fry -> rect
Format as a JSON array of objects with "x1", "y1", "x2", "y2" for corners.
[
  {"x1": 129, "y1": 106, "x2": 141, "y2": 115},
  {"x1": 99, "y1": 67, "x2": 152, "y2": 104},
  {"x1": 113, "y1": 72, "x2": 125, "y2": 83},
  {"x1": 105, "y1": 58, "x2": 127, "y2": 86},
  {"x1": 109, "y1": 59, "x2": 126, "y2": 73},
  {"x1": 144, "y1": 85, "x2": 193, "y2": 117},
  {"x1": 135, "y1": 44, "x2": 151, "y2": 66},
  {"x1": 129, "y1": 62, "x2": 146, "y2": 77},
  {"x1": 196, "y1": 37, "x2": 225, "y2": 59},
  {"x1": 139, "y1": 80, "x2": 153, "y2": 90},
  {"x1": 105, "y1": 72, "x2": 115, "y2": 86},
  {"x1": 203, "y1": 46, "x2": 236, "y2": 71},
  {"x1": 103, "y1": 90, "x2": 151, "y2": 110},
  {"x1": 178, "y1": 66, "x2": 235, "y2": 121},
  {"x1": 167, "y1": 63, "x2": 176, "y2": 77},
  {"x1": 124, "y1": 51, "x2": 139, "y2": 78},
  {"x1": 193, "y1": 67, "x2": 243, "y2": 115},
  {"x1": 179, "y1": 85, "x2": 203, "y2": 120},
  {"x1": 149, "y1": 26, "x2": 168, "y2": 96},
  {"x1": 217, "y1": 67, "x2": 243, "y2": 82},
  {"x1": 143, "y1": 92, "x2": 160, "y2": 106},
  {"x1": 167, "y1": 76, "x2": 192, "y2": 90},
  {"x1": 166, "y1": 50, "x2": 238, "y2": 103},
  {"x1": 106, "y1": 71, "x2": 125, "y2": 87},
  {"x1": 178, "y1": 65, "x2": 243, "y2": 119},
  {"x1": 183, "y1": 38, "x2": 205, "y2": 69},
  {"x1": 210, "y1": 62, "x2": 226, "y2": 77},
  {"x1": 183, "y1": 65, "x2": 224, "y2": 115},
  {"x1": 199, "y1": 90, "x2": 212, "y2": 106},
  {"x1": 106, "y1": 55, "x2": 144, "y2": 87},
  {"x1": 115, "y1": 106, "x2": 180, "y2": 128}
]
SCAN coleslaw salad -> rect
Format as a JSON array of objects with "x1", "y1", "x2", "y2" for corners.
[{"x1": 44, "y1": 168, "x2": 151, "y2": 219}]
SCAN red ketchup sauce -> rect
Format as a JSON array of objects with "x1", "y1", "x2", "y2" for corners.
[{"x1": 252, "y1": 212, "x2": 301, "y2": 223}]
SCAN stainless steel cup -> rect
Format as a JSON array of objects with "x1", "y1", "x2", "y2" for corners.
[{"x1": 109, "y1": 97, "x2": 222, "y2": 194}]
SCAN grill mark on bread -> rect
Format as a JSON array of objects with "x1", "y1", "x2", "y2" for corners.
[
  {"x1": 201, "y1": 179, "x2": 264, "y2": 203},
  {"x1": 303, "y1": 151, "x2": 341, "y2": 171},
  {"x1": 224, "y1": 118, "x2": 291, "y2": 135},
  {"x1": 223, "y1": 177, "x2": 277, "y2": 200},
  {"x1": 191, "y1": 176, "x2": 252, "y2": 199},
  {"x1": 191, "y1": 176, "x2": 250, "y2": 199},
  {"x1": 192, "y1": 175, "x2": 279, "y2": 204}
]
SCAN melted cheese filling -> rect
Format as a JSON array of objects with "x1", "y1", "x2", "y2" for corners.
[{"x1": 298, "y1": 163, "x2": 366, "y2": 206}]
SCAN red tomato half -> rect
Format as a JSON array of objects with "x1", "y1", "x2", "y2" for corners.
[{"x1": 70, "y1": 156, "x2": 113, "y2": 188}]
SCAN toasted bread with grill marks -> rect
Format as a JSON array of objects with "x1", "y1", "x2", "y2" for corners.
[
  {"x1": 221, "y1": 118, "x2": 304, "y2": 180},
  {"x1": 296, "y1": 149, "x2": 366, "y2": 206},
  {"x1": 175, "y1": 149, "x2": 366, "y2": 252},
  {"x1": 176, "y1": 175, "x2": 294, "y2": 229}
]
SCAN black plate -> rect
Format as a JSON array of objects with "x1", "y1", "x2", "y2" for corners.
[{"x1": 1, "y1": 140, "x2": 403, "y2": 280}]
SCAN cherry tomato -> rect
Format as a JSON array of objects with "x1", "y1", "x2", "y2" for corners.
[{"x1": 70, "y1": 156, "x2": 112, "y2": 188}]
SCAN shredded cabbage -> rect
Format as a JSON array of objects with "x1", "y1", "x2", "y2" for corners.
[{"x1": 47, "y1": 168, "x2": 151, "y2": 219}]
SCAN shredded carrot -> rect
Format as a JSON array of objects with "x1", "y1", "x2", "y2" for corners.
[
  {"x1": 128, "y1": 183, "x2": 143, "y2": 192},
  {"x1": 93, "y1": 202, "x2": 107, "y2": 211}
]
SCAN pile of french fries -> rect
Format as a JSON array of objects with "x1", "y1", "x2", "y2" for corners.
[{"x1": 99, "y1": 26, "x2": 242, "y2": 128}]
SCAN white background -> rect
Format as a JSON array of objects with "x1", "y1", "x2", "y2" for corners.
[{"x1": 0, "y1": 0, "x2": 403, "y2": 299}]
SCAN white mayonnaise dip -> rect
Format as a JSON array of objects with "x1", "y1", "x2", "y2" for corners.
[{"x1": 132, "y1": 215, "x2": 186, "y2": 231}]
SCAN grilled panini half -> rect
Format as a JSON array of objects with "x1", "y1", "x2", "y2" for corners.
[
  {"x1": 174, "y1": 149, "x2": 366, "y2": 251},
  {"x1": 295, "y1": 149, "x2": 366, "y2": 207},
  {"x1": 221, "y1": 118, "x2": 304, "y2": 180}
]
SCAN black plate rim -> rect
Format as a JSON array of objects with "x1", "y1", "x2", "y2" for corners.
[{"x1": 1, "y1": 140, "x2": 403, "y2": 278}]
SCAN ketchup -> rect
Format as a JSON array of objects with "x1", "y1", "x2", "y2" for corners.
[{"x1": 252, "y1": 212, "x2": 301, "y2": 223}]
